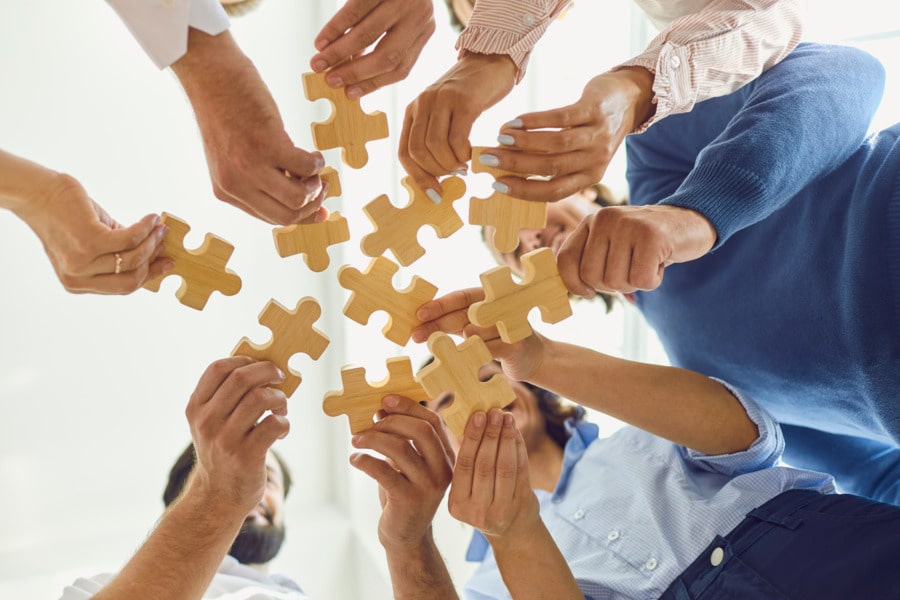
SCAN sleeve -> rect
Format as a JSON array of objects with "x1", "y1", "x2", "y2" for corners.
[
  {"x1": 679, "y1": 379, "x2": 785, "y2": 476},
  {"x1": 456, "y1": 0, "x2": 572, "y2": 82},
  {"x1": 614, "y1": 0, "x2": 803, "y2": 132},
  {"x1": 105, "y1": 0, "x2": 230, "y2": 69},
  {"x1": 58, "y1": 575, "x2": 109, "y2": 599}
]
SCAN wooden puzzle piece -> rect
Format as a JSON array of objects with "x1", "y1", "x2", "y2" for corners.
[
  {"x1": 338, "y1": 256, "x2": 438, "y2": 346},
  {"x1": 321, "y1": 166, "x2": 342, "y2": 199},
  {"x1": 323, "y1": 357, "x2": 429, "y2": 433},
  {"x1": 416, "y1": 332, "x2": 515, "y2": 437},
  {"x1": 468, "y1": 147, "x2": 547, "y2": 254},
  {"x1": 272, "y1": 212, "x2": 350, "y2": 272},
  {"x1": 232, "y1": 297, "x2": 330, "y2": 397},
  {"x1": 469, "y1": 247, "x2": 573, "y2": 343},
  {"x1": 360, "y1": 176, "x2": 467, "y2": 266},
  {"x1": 143, "y1": 212, "x2": 242, "y2": 310},
  {"x1": 302, "y1": 71, "x2": 388, "y2": 169}
]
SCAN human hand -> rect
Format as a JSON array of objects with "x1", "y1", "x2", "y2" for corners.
[
  {"x1": 556, "y1": 204, "x2": 717, "y2": 297},
  {"x1": 185, "y1": 357, "x2": 290, "y2": 512},
  {"x1": 448, "y1": 409, "x2": 539, "y2": 543},
  {"x1": 172, "y1": 30, "x2": 326, "y2": 225},
  {"x1": 349, "y1": 395, "x2": 454, "y2": 551},
  {"x1": 310, "y1": 0, "x2": 436, "y2": 99},
  {"x1": 400, "y1": 53, "x2": 517, "y2": 202},
  {"x1": 478, "y1": 67, "x2": 655, "y2": 202},
  {"x1": 15, "y1": 173, "x2": 171, "y2": 294}
]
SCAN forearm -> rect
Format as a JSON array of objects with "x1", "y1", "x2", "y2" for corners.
[
  {"x1": 93, "y1": 483, "x2": 246, "y2": 600},
  {"x1": 171, "y1": 28, "x2": 253, "y2": 115},
  {"x1": 489, "y1": 520, "x2": 583, "y2": 600},
  {"x1": 0, "y1": 150, "x2": 58, "y2": 216},
  {"x1": 529, "y1": 336, "x2": 758, "y2": 454},
  {"x1": 382, "y1": 531, "x2": 459, "y2": 600}
]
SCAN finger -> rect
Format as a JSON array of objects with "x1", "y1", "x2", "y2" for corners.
[
  {"x1": 555, "y1": 219, "x2": 596, "y2": 298},
  {"x1": 352, "y1": 427, "x2": 430, "y2": 482},
  {"x1": 496, "y1": 172, "x2": 598, "y2": 203},
  {"x1": 258, "y1": 167, "x2": 322, "y2": 212},
  {"x1": 495, "y1": 127, "x2": 596, "y2": 155},
  {"x1": 600, "y1": 234, "x2": 632, "y2": 292},
  {"x1": 580, "y1": 215, "x2": 613, "y2": 294},
  {"x1": 509, "y1": 103, "x2": 592, "y2": 131},
  {"x1": 186, "y1": 357, "x2": 256, "y2": 418},
  {"x1": 484, "y1": 147, "x2": 587, "y2": 179},
  {"x1": 207, "y1": 361, "x2": 286, "y2": 425},
  {"x1": 279, "y1": 148, "x2": 325, "y2": 181},
  {"x1": 247, "y1": 413, "x2": 291, "y2": 455},
  {"x1": 215, "y1": 186, "x2": 301, "y2": 226},
  {"x1": 471, "y1": 409, "x2": 504, "y2": 504},
  {"x1": 312, "y1": 0, "x2": 381, "y2": 58},
  {"x1": 342, "y1": 25, "x2": 433, "y2": 98},
  {"x1": 89, "y1": 213, "x2": 163, "y2": 263},
  {"x1": 399, "y1": 105, "x2": 443, "y2": 202},
  {"x1": 425, "y1": 102, "x2": 464, "y2": 175},
  {"x1": 222, "y1": 386, "x2": 289, "y2": 451},
  {"x1": 96, "y1": 222, "x2": 168, "y2": 276},
  {"x1": 417, "y1": 287, "x2": 485, "y2": 322},
  {"x1": 376, "y1": 396, "x2": 454, "y2": 475},
  {"x1": 629, "y1": 238, "x2": 665, "y2": 291},
  {"x1": 451, "y1": 411, "x2": 487, "y2": 501},
  {"x1": 512, "y1": 425, "x2": 531, "y2": 499},
  {"x1": 493, "y1": 413, "x2": 519, "y2": 504},
  {"x1": 407, "y1": 103, "x2": 447, "y2": 181},
  {"x1": 350, "y1": 452, "x2": 406, "y2": 492}
]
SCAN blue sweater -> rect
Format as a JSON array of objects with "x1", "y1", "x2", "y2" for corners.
[{"x1": 625, "y1": 43, "x2": 900, "y2": 503}]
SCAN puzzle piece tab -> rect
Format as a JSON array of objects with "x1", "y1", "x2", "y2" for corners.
[
  {"x1": 232, "y1": 297, "x2": 330, "y2": 397},
  {"x1": 416, "y1": 332, "x2": 515, "y2": 437},
  {"x1": 338, "y1": 257, "x2": 438, "y2": 346},
  {"x1": 468, "y1": 147, "x2": 547, "y2": 254},
  {"x1": 273, "y1": 212, "x2": 350, "y2": 272},
  {"x1": 361, "y1": 176, "x2": 466, "y2": 266},
  {"x1": 469, "y1": 247, "x2": 573, "y2": 343},
  {"x1": 143, "y1": 212, "x2": 242, "y2": 310},
  {"x1": 302, "y1": 71, "x2": 388, "y2": 169},
  {"x1": 323, "y1": 357, "x2": 429, "y2": 434},
  {"x1": 320, "y1": 166, "x2": 342, "y2": 199}
]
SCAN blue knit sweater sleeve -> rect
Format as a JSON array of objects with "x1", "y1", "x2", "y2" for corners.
[{"x1": 628, "y1": 43, "x2": 886, "y2": 249}]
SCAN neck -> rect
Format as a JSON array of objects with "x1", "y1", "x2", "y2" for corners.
[{"x1": 528, "y1": 436, "x2": 565, "y2": 492}]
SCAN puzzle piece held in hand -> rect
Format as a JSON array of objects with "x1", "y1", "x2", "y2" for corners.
[
  {"x1": 232, "y1": 297, "x2": 330, "y2": 397},
  {"x1": 302, "y1": 71, "x2": 389, "y2": 169},
  {"x1": 469, "y1": 247, "x2": 573, "y2": 343},
  {"x1": 320, "y1": 166, "x2": 342, "y2": 199},
  {"x1": 468, "y1": 147, "x2": 547, "y2": 254},
  {"x1": 416, "y1": 332, "x2": 515, "y2": 437},
  {"x1": 273, "y1": 212, "x2": 350, "y2": 272},
  {"x1": 323, "y1": 357, "x2": 429, "y2": 434},
  {"x1": 338, "y1": 256, "x2": 438, "y2": 346},
  {"x1": 143, "y1": 212, "x2": 242, "y2": 310},
  {"x1": 361, "y1": 176, "x2": 466, "y2": 266}
]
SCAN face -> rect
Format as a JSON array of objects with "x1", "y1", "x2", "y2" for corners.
[{"x1": 228, "y1": 452, "x2": 287, "y2": 565}]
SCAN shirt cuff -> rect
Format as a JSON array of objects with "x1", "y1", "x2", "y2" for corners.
[
  {"x1": 613, "y1": 42, "x2": 693, "y2": 134},
  {"x1": 106, "y1": 0, "x2": 230, "y2": 69}
]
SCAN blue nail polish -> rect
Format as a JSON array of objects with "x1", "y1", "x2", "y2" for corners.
[
  {"x1": 504, "y1": 118, "x2": 523, "y2": 129},
  {"x1": 479, "y1": 154, "x2": 500, "y2": 167},
  {"x1": 426, "y1": 189, "x2": 442, "y2": 204},
  {"x1": 497, "y1": 134, "x2": 515, "y2": 146},
  {"x1": 492, "y1": 181, "x2": 509, "y2": 194}
]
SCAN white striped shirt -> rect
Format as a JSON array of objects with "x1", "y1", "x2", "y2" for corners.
[{"x1": 458, "y1": 0, "x2": 803, "y2": 131}]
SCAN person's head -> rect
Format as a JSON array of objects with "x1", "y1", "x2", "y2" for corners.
[
  {"x1": 446, "y1": 0, "x2": 475, "y2": 31},
  {"x1": 421, "y1": 359, "x2": 586, "y2": 455},
  {"x1": 219, "y1": 0, "x2": 263, "y2": 17},
  {"x1": 163, "y1": 444, "x2": 292, "y2": 565},
  {"x1": 485, "y1": 183, "x2": 626, "y2": 313}
]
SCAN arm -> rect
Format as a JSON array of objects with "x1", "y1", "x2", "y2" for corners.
[
  {"x1": 449, "y1": 410, "x2": 583, "y2": 599},
  {"x1": 92, "y1": 357, "x2": 289, "y2": 600},
  {"x1": 0, "y1": 150, "x2": 170, "y2": 294},
  {"x1": 349, "y1": 396, "x2": 458, "y2": 600}
]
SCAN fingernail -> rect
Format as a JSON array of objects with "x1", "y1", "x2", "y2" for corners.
[
  {"x1": 451, "y1": 168, "x2": 468, "y2": 177},
  {"x1": 503, "y1": 413, "x2": 515, "y2": 427},
  {"x1": 426, "y1": 189, "x2": 442, "y2": 204},
  {"x1": 313, "y1": 59, "x2": 328, "y2": 71},
  {"x1": 416, "y1": 307, "x2": 431, "y2": 320},
  {"x1": 583, "y1": 288, "x2": 596, "y2": 299},
  {"x1": 156, "y1": 226, "x2": 167, "y2": 240},
  {"x1": 162, "y1": 260, "x2": 175, "y2": 273},
  {"x1": 351, "y1": 435, "x2": 361, "y2": 446},
  {"x1": 497, "y1": 134, "x2": 515, "y2": 146},
  {"x1": 326, "y1": 74, "x2": 344, "y2": 88},
  {"x1": 346, "y1": 86, "x2": 362, "y2": 100},
  {"x1": 472, "y1": 412, "x2": 486, "y2": 428},
  {"x1": 504, "y1": 118, "x2": 523, "y2": 129},
  {"x1": 151, "y1": 214, "x2": 161, "y2": 226},
  {"x1": 478, "y1": 154, "x2": 500, "y2": 167},
  {"x1": 492, "y1": 181, "x2": 509, "y2": 194},
  {"x1": 488, "y1": 410, "x2": 503, "y2": 425},
  {"x1": 383, "y1": 395, "x2": 399, "y2": 408},
  {"x1": 411, "y1": 327, "x2": 424, "y2": 342},
  {"x1": 349, "y1": 452, "x2": 361, "y2": 463},
  {"x1": 275, "y1": 368, "x2": 285, "y2": 381}
]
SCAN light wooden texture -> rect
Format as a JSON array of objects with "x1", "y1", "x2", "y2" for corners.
[
  {"x1": 416, "y1": 332, "x2": 515, "y2": 437},
  {"x1": 361, "y1": 176, "x2": 467, "y2": 266},
  {"x1": 232, "y1": 297, "x2": 330, "y2": 397},
  {"x1": 302, "y1": 71, "x2": 388, "y2": 169},
  {"x1": 272, "y1": 212, "x2": 350, "y2": 272},
  {"x1": 468, "y1": 147, "x2": 547, "y2": 253},
  {"x1": 323, "y1": 357, "x2": 429, "y2": 433},
  {"x1": 338, "y1": 256, "x2": 438, "y2": 346},
  {"x1": 469, "y1": 247, "x2": 573, "y2": 343},
  {"x1": 142, "y1": 212, "x2": 242, "y2": 310},
  {"x1": 320, "y1": 166, "x2": 342, "y2": 199}
]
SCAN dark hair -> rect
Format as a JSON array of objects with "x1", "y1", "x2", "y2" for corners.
[{"x1": 163, "y1": 443, "x2": 293, "y2": 507}]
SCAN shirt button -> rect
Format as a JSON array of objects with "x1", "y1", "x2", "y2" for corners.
[
  {"x1": 573, "y1": 509, "x2": 585, "y2": 520},
  {"x1": 522, "y1": 13, "x2": 536, "y2": 26},
  {"x1": 607, "y1": 530, "x2": 620, "y2": 541},
  {"x1": 645, "y1": 557, "x2": 658, "y2": 571},
  {"x1": 710, "y1": 547, "x2": 725, "y2": 567},
  {"x1": 670, "y1": 55, "x2": 681, "y2": 68}
]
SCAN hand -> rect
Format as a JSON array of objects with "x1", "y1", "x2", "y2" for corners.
[
  {"x1": 349, "y1": 395, "x2": 454, "y2": 551},
  {"x1": 185, "y1": 357, "x2": 290, "y2": 511},
  {"x1": 400, "y1": 53, "x2": 517, "y2": 202},
  {"x1": 478, "y1": 67, "x2": 655, "y2": 202},
  {"x1": 15, "y1": 173, "x2": 171, "y2": 294},
  {"x1": 172, "y1": 30, "x2": 326, "y2": 225},
  {"x1": 413, "y1": 288, "x2": 546, "y2": 382},
  {"x1": 311, "y1": 0, "x2": 436, "y2": 99},
  {"x1": 556, "y1": 204, "x2": 717, "y2": 296},
  {"x1": 448, "y1": 409, "x2": 539, "y2": 543}
]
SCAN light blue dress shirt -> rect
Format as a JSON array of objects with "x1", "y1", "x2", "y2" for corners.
[{"x1": 463, "y1": 381, "x2": 835, "y2": 599}]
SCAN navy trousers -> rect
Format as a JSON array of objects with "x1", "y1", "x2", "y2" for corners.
[{"x1": 659, "y1": 489, "x2": 900, "y2": 599}]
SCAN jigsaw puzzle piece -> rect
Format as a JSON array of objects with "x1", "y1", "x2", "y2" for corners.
[
  {"x1": 143, "y1": 212, "x2": 242, "y2": 310},
  {"x1": 338, "y1": 256, "x2": 438, "y2": 346},
  {"x1": 360, "y1": 176, "x2": 467, "y2": 266},
  {"x1": 232, "y1": 297, "x2": 330, "y2": 397},
  {"x1": 323, "y1": 357, "x2": 429, "y2": 433},
  {"x1": 273, "y1": 212, "x2": 350, "y2": 272},
  {"x1": 320, "y1": 166, "x2": 342, "y2": 199},
  {"x1": 416, "y1": 332, "x2": 515, "y2": 436}
]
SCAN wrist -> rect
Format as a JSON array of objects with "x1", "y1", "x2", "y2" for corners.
[
  {"x1": 0, "y1": 152, "x2": 60, "y2": 217},
  {"x1": 604, "y1": 67, "x2": 656, "y2": 133},
  {"x1": 379, "y1": 524, "x2": 435, "y2": 557}
]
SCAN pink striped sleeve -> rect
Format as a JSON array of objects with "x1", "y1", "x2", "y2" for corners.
[
  {"x1": 456, "y1": 0, "x2": 573, "y2": 82},
  {"x1": 616, "y1": 0, "x2": 803, "y2": 132}
]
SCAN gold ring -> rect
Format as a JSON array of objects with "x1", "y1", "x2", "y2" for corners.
[
  {"x1": 114, "y1": 253, "x2": 123, "y2": 274},
  {"x1": 284, "y1": 169, "x2": 293, "y2": 178}
]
